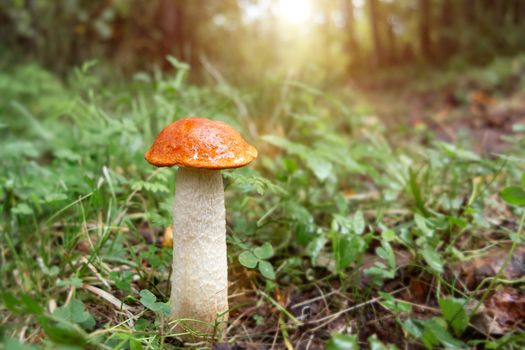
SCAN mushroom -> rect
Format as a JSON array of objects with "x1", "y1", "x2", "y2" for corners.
[{"x1": 144, "y1": 117, "x2": 257, "y2": 337}]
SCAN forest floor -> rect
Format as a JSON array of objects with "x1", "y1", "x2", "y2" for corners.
[
  {"x1": 1, "y1": 57, "x2": 525, "y2": 350},
  {"x1": 358, "y1": 59, "x2": 525, "y2": 156},
  {"x1": 219, "y1": 60, "x2": 525, "y2": 349}
]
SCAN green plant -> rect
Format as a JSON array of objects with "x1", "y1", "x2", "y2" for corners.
[
  {"x1": 239, "y1": 242, "x2": 276, "y2": 279},
  {"x1": 2, "y1": 59, "x2": 525, "y2": 349}
]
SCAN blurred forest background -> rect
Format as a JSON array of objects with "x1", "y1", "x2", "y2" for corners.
[
  {"x1": 2, "y1": 1, "x2": 525, "y2": 349},
  {"x1": 2, "y1": 0, "x2": 525, "y2": 81}
]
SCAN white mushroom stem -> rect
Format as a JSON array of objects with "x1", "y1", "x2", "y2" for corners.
[{"x1": 170, "y1": 167, "x2": 228, "y2": 336}]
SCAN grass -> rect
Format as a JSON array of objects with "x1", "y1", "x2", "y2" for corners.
[{"x1": 1, "y1": 58, "x2": 524, "y2": 349}]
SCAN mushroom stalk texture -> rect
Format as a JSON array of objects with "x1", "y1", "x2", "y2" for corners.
[
  {"x1": 144, "y1": 117, "x2": 257, "y2": 340},
  {"x1": 170, "y1": 167, "x2": 228, "y2": 334}
]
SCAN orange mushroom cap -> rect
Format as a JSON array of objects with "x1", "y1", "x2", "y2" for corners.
[{"x1": 145, "y1": 117, "x2": 257, "y2": 169}]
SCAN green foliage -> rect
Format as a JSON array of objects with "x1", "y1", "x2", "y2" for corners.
[
  {"x1": 438, "y1": 297, "x2": 469, "y2": 336},
  {"x1": 364, "y1": 240, "x2": 396, "y2": 286},
  {"x1": 379, "y1": 292, "x2": 412, "y2": 315},
  {"x1": 1, "y1": 337, "x2": 38, "y2": 350},
  {"x1": 368, "y1": 335, "x2": 400, "y2": 350},
  {"x1": 53, "y1": 299, "x2": 96, "y2": 331},
  {"x1": 326, "y1": 334, "x2": 359, "y2": 350},
  {"x1": 139, "y1": 290, "x2": 170, "y2": 316},
  {"x1": 109, "y1": 271, "x2": 134, "y2": 293},
  {"x1": 501, "y1": 186, "x2": 525, "y2": 206},
  {"x1": 1, "y1": 60, "x2": 524, "y2": 349},
  {"x1": 1, "y1": 293, "x2": 44, "y2": 316},
  {"x1": 225, "y1": 171, "x2": 287, "y2": 196},
  {"x1": 0, "y1": 293, "x2": 90, "y2": 348},
  {"x1": 402, "y1": 317, "x2": 465, "y2": 349},
  {"x1": 239, "y1": 242, "x2": 276, "y2": 279},
  {"x1": 333, "y1": 233, "x2": 365, "y2": 273},
  {"x1": 420, "y1": 245, "x2": 444, "y2": 274}
]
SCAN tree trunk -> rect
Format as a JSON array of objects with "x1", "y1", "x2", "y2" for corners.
[
  {"x1": 344, "y1": 0, "x2": 360, "y2": 70},
  {"x1": 463, "y1": 0, "x2": 477, "y2": 24},
  {"x1": 419, "y1": 0, "x2": 432, "y2": 61},
  {"x1": 368, "y1": 0, "x2": 383, "y2": 65},
  {"x1": 184, "y1": 3, "x2": 202, "y2": 70},
  {"x1": 513, "y1": 0, "x2": 521, "y2": 25},
  {"x1": 157, "y1": 0, "x2": 186, "y2": 64},
  {"x1": 321, "y1": 6, "x2": 333, "y2": 70},
  {"x1": 439, "y1": 0, "x2": 455, "y2": 60},
  {"x1": 386, "y1": 19, "x2": 397, "y2": 65}
]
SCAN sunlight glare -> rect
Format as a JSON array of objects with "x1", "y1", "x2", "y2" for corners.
[{"x1": 273, "y1": 0, "x2": 313, "y2": 25}]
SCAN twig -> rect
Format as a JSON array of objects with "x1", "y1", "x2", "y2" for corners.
[
  {"x1": 224, "y1": 306, "x2": 259, "y2": 336},
  {"x1": 82, "y1": 285, "x2": 133, "y2": 312},
  {"x1": 79, "y1": 256, "x2": 111, "y2": 289},
  {"x1": 64, "y1": 286, "x2": 75, "y2": 306},
  {"x1": 305, "y1": 334, "x2": 314, "y2": 350},
  {"x1": 290, "y1": 289, "x2": 338, "y2": 309},
  {"x1": 307, "y1": 287, "x2": 407, "y2": 332},
  {"x1": 270, "y1": 322, "x2": 279, "y2": 350},
  {"x1": 258, "y1": 290, "x2": 302, "y2": 326}
]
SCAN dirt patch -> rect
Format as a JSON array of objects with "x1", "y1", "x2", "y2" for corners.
[{"x1": 359, "y1": 80, "x2": 525, "y2": 154}]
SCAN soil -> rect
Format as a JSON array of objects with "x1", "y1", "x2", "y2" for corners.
[{"x1": 360, "y1": 81, "x2": 525, "y2": 155}]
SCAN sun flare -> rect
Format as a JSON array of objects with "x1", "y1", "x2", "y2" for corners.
[{"x1": 273, "y1": 0, "x2": 313, "y2": 24}]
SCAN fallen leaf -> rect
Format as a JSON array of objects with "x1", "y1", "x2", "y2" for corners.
[
  {"x1": 162, "y1": 225, "x2": 173, "y2": 248},
  {"x1": 470, "y1": 90, "x2": 495, "y2": 109},
  {"x1": 485, "y1": 287, "x2": 525, "y2": 331},
  {"x1": 406, "y1": 278, "x2": 430, "y2": 304},
  {"x1": 448, "y1": 245, "x2": 525, "y2": 290},
  {"x1": 470, "y1": 287, "x2": 525, "y2": 335}
]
